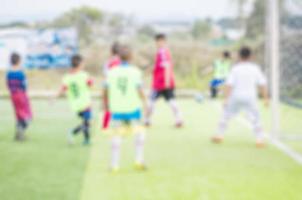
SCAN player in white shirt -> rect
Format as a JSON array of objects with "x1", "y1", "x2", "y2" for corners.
[{"x1": 212, "y1": 47, "x2": 269, "y2": 147}]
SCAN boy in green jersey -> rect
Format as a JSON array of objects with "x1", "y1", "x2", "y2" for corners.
[
  {"x1": 57, "y1": 55, "x2": 94, "y2": 145},
  {"x1": 210, "y1": 51, "x2": 232, "y2": 98},
  {"x1": 103, "y1": 45, "x2": 147, "y2": 172}
]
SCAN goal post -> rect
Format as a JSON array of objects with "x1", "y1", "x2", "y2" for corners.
[{"x1": 269, "y1": 0, "x2": 281, "y2": 139}]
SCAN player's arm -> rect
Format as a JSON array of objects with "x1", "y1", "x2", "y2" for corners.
[
  {"x1": 57, "y1": 85, "x2": 67, "y2": 98},
  {"x1": 257, "y1": 68, "x2": 269, "y2": 107},
  {"x1": 256, "y1": 67, "x2": 269, "y2": 107},
  {"x1": 259, "y1": 85, "x2": 269, "y2": 107},
  {"x1": 160, "y1": 50, "x2": 172, "y2": 89},
  {"x1": 223, "y1": 84, "x2": 232, "y2": 106},
  {"x1": 138, "y1": 87, "x2": 147, "y2": 112},
  {"x1": 102, "y1": 85, "x2": 109, "y2": 111},
  {"x1": 164, "y1": 62, "x2": 172, "y2": 89},
  {"x1": 223, "y1": 69, "x2": 234, "y2": 106},
  {"x1": 87, "y1": 78, "x2": 94, "y2": 88},
  {"x1": 49, "y1": 85, "x2": 66, "y2": 105}
]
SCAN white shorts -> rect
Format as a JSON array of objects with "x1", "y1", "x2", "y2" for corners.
[{"x1": 226, "y1": 96, "x2": 260, "y2": 119}]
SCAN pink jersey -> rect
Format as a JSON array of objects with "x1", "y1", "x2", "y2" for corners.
[
  {"x1": 152, "y1": 47, "x2": 175, "y2": 90},
  {"x1": 103, "y1": 56, "x2": 121, "y2": 75}
]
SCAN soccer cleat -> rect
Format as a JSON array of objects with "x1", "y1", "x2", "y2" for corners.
[
  {"x1": 109, "y1": 167, "x2": 120, "y2": 174},
  {"x1": 15, "y1": 131, "x2": 26, "y2": 142},
  {"x1": 67, "y1": 131, "x2": 75, "y2": 145},
  {"x1": 134, "y1": 163, "x2": 148, "y2": 171},
  {"x1": 144, "y1": 121, "x2": 151, "y2": 127},
  {"x1": 211, "y1": 135, "x2": 224, "y2": 144},
  {"x1": 256, "y1": 139, "x2": 266, "y2": 148},
  {"x1": 175, "y1": 122, "x2": 183, "y2": 128},
  {"x1": 82, "y1": 139, "x2": 91, "y2": 146}
]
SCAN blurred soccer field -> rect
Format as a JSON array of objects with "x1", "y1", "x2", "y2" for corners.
[{"x1": 0, "y1": 99, "x2": 301, "y2": 200}]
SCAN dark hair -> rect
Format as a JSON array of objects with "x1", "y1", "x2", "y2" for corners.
[
  {"x1": 71, "y1": 54, "x2": 83, "y2": 68},
  {"x1": 10, "y1": 53, "x2": 21, "y2": 65},
  {"x1": 239, "y1": 46, "x2": 252, "y2": 59},
  {"x1": 223, "y1": 51, "x2": 231, "y2": 58},
  {"x1": 111, "y1": 42, "x2": 120, "y2": 55},
  {"x1": 119, "y1": 45, "x2": 132, "y2": 61},
  {"x1": 155, "y1": 33, "x2": 166, "y2": 41}
]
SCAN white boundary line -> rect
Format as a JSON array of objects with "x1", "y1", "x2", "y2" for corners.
[
  {"x1": 270, "y1": 138, "x2": 302, "y2": 165},
  {"x1": 237, "y1": 117, "x2": 302, "y2": 165},
  {"x1": 212, "y1": 101, "x2": 302, "y2": 165}
]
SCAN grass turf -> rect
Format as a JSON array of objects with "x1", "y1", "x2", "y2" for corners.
[{"x1": 0, "y1": 99, "x2": 301, "y2": 200}]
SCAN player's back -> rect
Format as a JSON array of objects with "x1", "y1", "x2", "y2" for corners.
[
  {"x1": 153, "y1": 47, "x2": 175, "y2": 90},
  {"x1": 63, "y1": 70, "x2": 92, "y2": 112},
  {"x1": 227, "y1": 62, "x2": 266, "y2": 100},
  {"x1": 107, "y1": 65, "x2": 142, "y2": 113},
  {"x1": 6, "y1": 70, "x2": 27, "y2": 94}
]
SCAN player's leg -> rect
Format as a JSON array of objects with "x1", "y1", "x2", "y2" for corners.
[
  {"x1": 245, "y1": 101, "x2": 266, "y2": 147},
  {"x1": 212, "y1": 99, "x2": 239, "y2": 143},
  {"x1": 82, "y1": 109, "x2": 92, "y2": 145},
  {"x1": 133, "y1": 121, "x2": 147, "y2": 170},
  {"x1": 15, "y1": 120, "x2": 28, "y2": 141},
  {"x1": 82, "y1": 119, "x2": 91, "y2": 145},
  {"x1": 68, "y1": 120, "x2": 83, "y2": 145},
  {"x1": 145, "y1": 90, "x2": 159, "y2": 126},
  {"x1": 110, "y1": 120, "x2": 122, "y2": 172},
  {"x1": 68, "y1": 110, "x2": 90, "y2": 145},
  {"x1": 165, "y1": 89, "x2": 183, "y2": 127},
  {"x1": 210, "y1": 79, "x2": 218, "y2": 98}
]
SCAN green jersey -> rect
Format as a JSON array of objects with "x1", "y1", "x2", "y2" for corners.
[
  {"x1": 106, "y1": 65, "x2": 142, "y2": 113},
  {"x1": 63, "y1": 71, "x2": 92, "y2": 113},
  {"x1": 214, "y1": 59, "x2": 231, "y2": 79}
]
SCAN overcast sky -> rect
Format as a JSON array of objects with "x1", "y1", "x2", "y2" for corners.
[{"x1": 0, "y1": 0, "x2": 239, "y2": 23}]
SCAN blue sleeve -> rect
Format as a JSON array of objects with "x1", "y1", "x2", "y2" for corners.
[{"x1": 21, "y1": 71, "x2": 27, "y2": 90}]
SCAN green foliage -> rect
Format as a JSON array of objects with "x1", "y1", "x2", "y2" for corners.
[
  {"x1": 52, "y1": 6, "x2": 103, "y2": 44},
  {"x1": 137, "y1": 25, "x2": 156, "y2": 39},
  {"x1": 246, "y1": 0, "x2": 266, "y2": 39},
  {"x1": 191, "y1": 20, "x2": 212, "y2": 40}
]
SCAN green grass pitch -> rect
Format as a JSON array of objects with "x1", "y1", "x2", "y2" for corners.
[{"x1": 0, "y1": 99, "x2": 301, "y2": 200}]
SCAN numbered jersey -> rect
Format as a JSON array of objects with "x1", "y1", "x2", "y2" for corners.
[
  {"x1": 63, "y1": 71, "x2": 92, "y2": 112},
  {"x1": 106, "y1": 65, "x2": 142, "y2": 113}
]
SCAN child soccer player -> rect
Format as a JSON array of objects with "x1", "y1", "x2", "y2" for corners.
[
  {"x1": 103, "y1": 45, "x2": 147, "y2": 172},
  {"x1": 145, "y1": 33, "x2": 183, "y2": 127},
  {"x1": 210, "y1": 51, "x2": 232, "y2": 98},
  {"x1": 6, "y1": 53, "x2": 32, "y2": 141},
  {"x1": 103, "y1": 42, "x2": 121, "y2": 76},
  {"x1": 212, "y1": 47, "x2": 269, "y2": 147},
  {"x1": 102, "y1": 42, "x2": 121, "y2": 129},
  {"x1": 58, "y1": 54, "x2": 93, "y2": 145}
]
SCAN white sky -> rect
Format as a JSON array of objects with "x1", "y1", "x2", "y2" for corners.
[{"x1": 0, "y1": 0, "x2": 239, "y2": 23}]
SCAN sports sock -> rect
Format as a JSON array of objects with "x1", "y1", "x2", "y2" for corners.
[
  {"x1": 135, "y1": 132, "x2": 145, "y2": 164},
  {"x1": 73, "y1": 125, "x2": 83, "y2": 135},
  {"x1": 83, "y1": 120, "x2": 90, "y2": 142},
  {"x1": 168, "y1": 100, "x2": 182, "y2": 124},
  {"x1": 145, "y1": 99, "x2": 155, "y2": 124},
  {"x1": 217, "y1": 108, "x2": 232, "y2": 136},
  {"x1": 111, "y1": 136, "x2": 122, "y2": 168}
]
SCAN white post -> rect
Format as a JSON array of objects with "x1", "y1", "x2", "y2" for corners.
[{"x1": 270, "y1": 0, "x2": 280, "y2": 138}]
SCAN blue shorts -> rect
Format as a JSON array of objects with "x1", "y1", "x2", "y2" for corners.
[
  {"x1": 210, "y1": 79, "x2": 225, "y2": 87},
  {"x1": 78, "y1": 109, "x2": 92, "y2": 121},
  {"x1": 112, "y1": 109, "x2": 142, "y2": 121}
]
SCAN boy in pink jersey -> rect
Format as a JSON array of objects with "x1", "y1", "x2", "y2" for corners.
[
  {"x1": 103, "y1": 42, "x2": 121, "y2": 76},
  {"x1": 145, "y1": 34, "x2": 183, "y2": 127},
  {"x1": 102, "y1": 42, "x2": 121, "y2": 129}
]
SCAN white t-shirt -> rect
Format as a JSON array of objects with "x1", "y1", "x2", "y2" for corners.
[{"x1": 226, "y1": 62, "x2": 267, "y2": 99}]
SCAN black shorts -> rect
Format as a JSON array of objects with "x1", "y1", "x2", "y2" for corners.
[{"x1": 151, "y1": 89, "x2": 175, "y2": 101}]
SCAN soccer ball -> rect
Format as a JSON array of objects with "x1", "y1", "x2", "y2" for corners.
[{"x1": 194, "y1": 93, "x2": 204, "y2": 103}]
